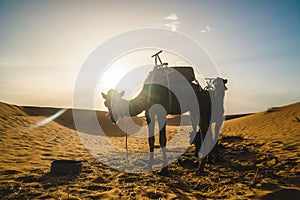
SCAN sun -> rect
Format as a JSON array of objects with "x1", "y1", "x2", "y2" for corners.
[
  {"x1": 101, "y1": 66, "x2": 129, "y2": 89},
  {"x1": 98, "y1": 60, "x2": 131, "y2": 91}
]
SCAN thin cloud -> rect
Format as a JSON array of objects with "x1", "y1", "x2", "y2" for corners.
[
  {"x1": 165, "y1": 21, "x2": 180, "y2": 32},
  {"x1": 201, "y1": 25, "x2": 211, "y2": 33},
  {"x1": 164, "y1": 13, "x2": 179, "y2": 32},
  {"x1": 164, "y1": 13, "x2": 178, "y2": 21}
]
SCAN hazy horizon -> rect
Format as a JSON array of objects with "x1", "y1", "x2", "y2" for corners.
[{"x1": 1, "y1": 0, "x2": 300, "y2": 114}]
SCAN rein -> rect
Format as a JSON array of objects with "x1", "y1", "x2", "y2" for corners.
[{"x1": 125, "y1": 123, "x2": 129, "y2": 162}]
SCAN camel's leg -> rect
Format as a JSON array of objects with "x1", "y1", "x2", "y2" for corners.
[
  {"x1": 213, "y1": 117, "x2": 224, "y2": 162},
  {"x1": 146, "y1": 111, "x2": 155, "y2": 171},
  {"x1": 207, "y1": 125, "x2": 215, "y2": 164},
  {"x1": 197, "y1": 154, "x2": 207, "y2": 175},
  {"x1": 190, "y1": 111, "x2": 200, "y2": 157},
  {"x1": 157, "y1": 113, "x2": 168, "y2": 175},
  {"x1": 190, "y1": 111, "x2": 198, "y2": 134},
  {"x1": 197, "y1": 120, "x2": 209, "y2": 174}
]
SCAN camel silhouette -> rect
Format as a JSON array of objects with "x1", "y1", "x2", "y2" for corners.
[
  {"x1": 102, "y1": 66, "x2": 227, "y2": 175},
  {"x1": 190, "y1": 77, "x2": 227, "y2": 168}
]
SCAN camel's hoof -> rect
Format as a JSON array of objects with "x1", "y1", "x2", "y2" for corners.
[
  {"x1": 196, "y1": 170, "x2": 206, "y2": 176},
  {"x1": 148, "y1": 166, "x2": 153, "y2": 172},
  {"x1": 207, "y1": 159, "x2": 214, "y2": 164},
  {"x1": 196, "y1": 167, "x2": 205, "y2": 175},
  {"x1": 196, "y1": 171, "x2": 208, "y2": 176},
  {"x1": 159, "y1": 167, "x2": 169, "y2": 176},
  {"x1": 178, "y1": 158, "x2": 198, "y2": 169}
]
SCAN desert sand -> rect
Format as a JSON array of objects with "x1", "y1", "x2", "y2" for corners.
[{"x1": 0, "y1": 101, "x2": 299, "y2": 199}]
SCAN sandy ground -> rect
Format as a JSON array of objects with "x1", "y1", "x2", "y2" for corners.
[{"x1": 0, "y1": 102, "x2": 299, "y2": 199}]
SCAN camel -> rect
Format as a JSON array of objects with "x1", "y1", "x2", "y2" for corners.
[
  {"x1": 102, "y1": 66, "x2": 227, "y2": 175},
  {"x1": 190, "y1": 77, "x2": 227, "y2": 166}
]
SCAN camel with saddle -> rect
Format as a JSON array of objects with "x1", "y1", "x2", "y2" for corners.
[{"x1": 102, "y1": 51, "x2": 227, "y2": 175}]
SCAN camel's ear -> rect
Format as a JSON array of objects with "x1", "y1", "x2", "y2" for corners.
[
  {"x1": 119, "y1": 90, "x2": 125, "y2": 97},
  {"x1": 101, "y1": 92, "x2": 107, "y2": 99},
  {"x1": 223, "y1": 79, "x2": 228, "y2": 90}
]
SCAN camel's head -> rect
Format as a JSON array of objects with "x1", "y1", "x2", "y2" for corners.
[
  {"x1": 101, "y1": 89, "x2": 125, "y2": 123},
  {"x1": 213, "y1": 77, "x2": 228, "y2": 91}
]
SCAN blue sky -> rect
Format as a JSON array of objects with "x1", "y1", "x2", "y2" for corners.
[{"x1": 0, "y1": 0, "x2": 299, "y2": 114}]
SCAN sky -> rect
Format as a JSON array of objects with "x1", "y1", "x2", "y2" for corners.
[{"x1": 0, "y1": 0, "x2": 300, "y2": 114}]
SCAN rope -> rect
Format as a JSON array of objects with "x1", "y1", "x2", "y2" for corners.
[{"x1": 125, "y1": 123, "x2": 129, "y2": 162}]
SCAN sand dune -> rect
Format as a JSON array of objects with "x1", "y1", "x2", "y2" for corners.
[
  {"x1": 223, "y1": 103, "x2": 300, "y2": 156},
  {"x1": 0, "y1": 101, "x2": 299, "y2": 199},
  {"x1": 22, "y1": 106, "x2": 145, "y2": 137}
]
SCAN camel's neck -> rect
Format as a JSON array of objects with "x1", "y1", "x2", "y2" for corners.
[
  {"x1": 118, "y1": 92, "x2": 148, "y2": 117},
  {"x1": 216, "y1": 88, "x2": 225, "y2": 103}
]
